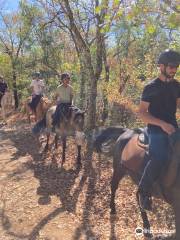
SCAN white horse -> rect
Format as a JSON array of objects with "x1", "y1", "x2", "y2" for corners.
[{"x1": 0, "y1": 90, "x2": 14, "y2": 122}]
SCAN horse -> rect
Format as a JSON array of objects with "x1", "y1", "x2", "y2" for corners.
[
  {"x1": 93, "y1": 126, "x2": 180, "y2": 239},
  {"x1": 24, "y1": 96, "x2": 51, "y2": 123},
  {"x1": 32, "y1": 105, "x2": 85, "y2": 169},
  {"x1": 0, "y1": 90, "x2": 14, "y2": 122}
]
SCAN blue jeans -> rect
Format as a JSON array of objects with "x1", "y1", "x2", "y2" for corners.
[
  {"x1": 28, "y1": 94, "x2": 42, "y2": 112},
  {"x1": 139, "y1": 128, "x2": 169, "y2": 193}
]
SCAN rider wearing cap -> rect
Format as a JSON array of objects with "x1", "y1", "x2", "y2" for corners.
[
  {"x1": 28, "y1": 72, "x2": 45, "y2": 113},
  {"x1": 52, "y1": 73, "x2": 74, "y2": 131},
  {"x1": 138, "y1": 49, "x2": 180, "y2": 211}
]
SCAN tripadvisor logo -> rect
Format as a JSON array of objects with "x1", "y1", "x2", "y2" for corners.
[{"x1": 135, "y1": 227, "x2": 143, "y2": 236}]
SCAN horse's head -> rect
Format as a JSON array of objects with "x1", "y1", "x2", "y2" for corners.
[
  {"x1": 71, "y1": 107, "x2": 85, "y2": 131},
  {"x1": 71, "y1": 107, "x2": 85, "y2": 146}
]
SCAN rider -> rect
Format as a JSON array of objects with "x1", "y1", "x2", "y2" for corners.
[
  {"x1": 52, "y1": 72, "x2": 74, "y2": 131},
  {"x1": 0, "y1": 75, "x2": 8, "y2": 108},
  {"x1": 28, "y1": 72, "x2": 45, "y2": 113},
  {"x1": 138, "y1": 49, "x2": 180, "y2": 211}
]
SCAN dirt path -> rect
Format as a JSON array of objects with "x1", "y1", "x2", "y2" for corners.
[{"x1": 0, "y1": 116, "x2": 175, "y2": 240}]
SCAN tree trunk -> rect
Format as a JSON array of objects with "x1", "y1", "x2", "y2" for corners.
[
  {"x1": 102, "y1": 40, "x2": 110, "y2": 124},
  {"x1": 86, "y1": 71, "x2": 97, "y2": 130},
  {"x1": 12, "y1": 68, "x2": 19, "y2": 109},
  {"x1": 79, "y1": 55, "x2": 87, "y2": 109}
]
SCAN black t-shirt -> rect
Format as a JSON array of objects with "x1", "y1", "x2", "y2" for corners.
[
  {"x1": 141, "y1": 78, "x2": 180, "y2": 130},
  {"x1": 0, "y1": 82, "x2": 8, "y2": 94}
]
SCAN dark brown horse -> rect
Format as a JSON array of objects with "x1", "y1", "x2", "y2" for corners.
[
  {"x1": 93, "y1": 126, "x2": 180, "y2": 239},
  {"x1": 32, "y1": 105, "x2": 85, "y2": 169}
]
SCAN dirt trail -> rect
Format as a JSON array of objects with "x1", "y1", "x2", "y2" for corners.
[{"x1": 0, "y1": 115, "x2": 175, "y2": 240}]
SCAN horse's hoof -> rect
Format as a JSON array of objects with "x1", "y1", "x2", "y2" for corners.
[
  {"x1": 76, "y1": 163, "x2": 82, "y2": 170},
  {"x1": 44, "y1": 146, "x2": 48, "y2": 152},
  {"x1": 144, "y1": 232, "x2": 153, "y2": 239}
]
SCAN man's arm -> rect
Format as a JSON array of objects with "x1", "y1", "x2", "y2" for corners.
[
  {"x1": 40, "y1": 80, "x2": 45, "y2": 92},
  {"x1": 177, "y1": 98, "x2": 180, "y2": 110},
  {"x1": 138, "y1": 101, "x2": 175, "y2": 134}
]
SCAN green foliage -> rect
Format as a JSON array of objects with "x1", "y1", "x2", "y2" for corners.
[{"x1": 0, "y1": 0, "x2": 179, "y2": 126}]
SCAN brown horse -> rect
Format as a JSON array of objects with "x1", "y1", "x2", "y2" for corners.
[
  {"x1": 32, "y1": 105, "x2": 85, "y2": 169},
  {"x1": 93, "y1": 126, "x2": 180, "y2": 239},
  {"x1": 24, "y1": 96, "x2": 51, "y2": 123}
]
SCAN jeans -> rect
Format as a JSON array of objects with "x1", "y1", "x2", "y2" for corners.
[
  {"x1": 139, "y1": 128, "x2": 169, "y2": 193},
  {"x1": 28, "y1": 94, "x2": 42, "y2": 112}
]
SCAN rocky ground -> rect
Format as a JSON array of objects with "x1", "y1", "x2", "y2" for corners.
[{"x1": 0, "y1": 113, "x2": 176, "y2": 240}]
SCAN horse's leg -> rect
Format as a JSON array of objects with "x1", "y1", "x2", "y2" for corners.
[
  {"x1": 138, "y1": 207, "x2": 152, "y2": 238},
  {"x1": 25, "y1": 104, "x2": 31, "y2": 124},
  {"x1": 1, "y1": 105, "x2": 6, "y2": 122},
  {"x1": 76, "y1": 145, "x2": 82, "y2": 169},
  {"x1": 34, "y1": 110, "x2": 37, "y2": 122},
  {"x1": 75, "y1": 131, "x2": 85, "y2": 169},
  {"x1": 55, "y1": 134, "x2": 58, "y2": 149},
  {"x1": 44, "y1": 133, "x2": 50, "y2": 152},
  {"x1": 61, "y1": 136, "x2": 66, "y2": 167},
  {"x1": 110, "y1": 164, "x2": 125, "y2": 214},
  {"x1": 36, "y1": 101, "x2": 43, "y2": 122}
]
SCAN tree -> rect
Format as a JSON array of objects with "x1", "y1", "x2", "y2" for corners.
[{"x1": 0, "y1": 2, "x2": 34, "y2": 108}]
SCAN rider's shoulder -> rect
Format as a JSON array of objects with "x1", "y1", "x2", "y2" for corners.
[
  {"x1": 68, "y1": 84, "x2": 73, "y2": 89},
  {"x1": 57, "y1": 84, "x2": 63, "y2": 88},
  {"x1": 172, "y1": 79, "x2": 180, "y2": 86},
  {"x1": 143, "y1": 78, "x2": 160, "y2": 90}
]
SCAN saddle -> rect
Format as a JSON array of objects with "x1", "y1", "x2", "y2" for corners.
[{"x1": 121, "y1": 128, "x2": 178, "y2": 188}]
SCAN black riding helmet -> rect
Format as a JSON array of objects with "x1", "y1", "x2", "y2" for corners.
[
  {"x1": 61, "y1": 73, "x2": 70, "y2": 81},
  {"x1": 32, "y1": 72, "x2": 41, "y2": 79},
  {"x1": 157, "y1": 49, "x2": 180, "y2": 66}
]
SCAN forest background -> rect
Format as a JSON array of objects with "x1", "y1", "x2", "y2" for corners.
[{"x1": 0, "y1": 0, "x2": 179, "y2": 129}]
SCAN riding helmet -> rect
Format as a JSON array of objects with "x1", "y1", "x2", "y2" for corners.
[
  {"x1": 61, "y1": 73, "x2": 70, "y2": 81},
  {"x1": 32, "y1": 72, "x2": 41, "y2": 78},
  {"x1": 157, "y1": 49, "x2": 180, "y2": 66}
]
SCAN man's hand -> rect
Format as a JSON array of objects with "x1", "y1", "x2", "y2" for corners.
[{"x1": 160, "y1": 122, "x2": 176, "y2": 135}]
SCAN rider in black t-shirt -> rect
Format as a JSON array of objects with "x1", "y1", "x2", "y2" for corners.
[
  {"x1": 138, "y1": 49, "x2": 180, "y2": 211},
  {"x1": 0, "y1": 75, "x2": 8, "y2": 107}
]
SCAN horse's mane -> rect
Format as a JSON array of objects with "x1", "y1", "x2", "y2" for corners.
[
  {"x1": 71, "y1": 106, "x2": 85, "y2": 120},
  {"x1": 71, "y1": 106, "x2": 84, "y2": 114}
]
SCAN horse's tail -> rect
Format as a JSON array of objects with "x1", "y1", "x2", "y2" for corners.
[
  {"x1": 32, "y1": 116, "x2": 46, "y2": 135},
  {"x1": 93, "y1": 126, "x2": 127, "y2": 155}
]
